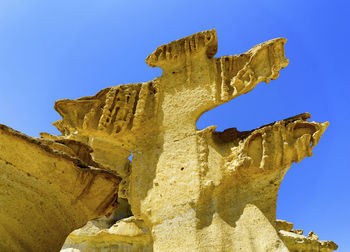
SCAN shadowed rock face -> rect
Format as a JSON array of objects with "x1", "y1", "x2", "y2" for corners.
[
  {"x1": 0, "y1": 125, "x2": 121, "y2": 251},
  {"x1": 0, "y1": 30, "x2": 337, "y2": 251}
]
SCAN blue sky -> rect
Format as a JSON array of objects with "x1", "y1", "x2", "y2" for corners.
[{"x1": 0, "y1": 0, "x2": 348, "y2": 250}]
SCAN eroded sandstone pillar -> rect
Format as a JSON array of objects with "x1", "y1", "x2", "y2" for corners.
[{"x1": 51, "y1": 30, "x2": 336, "y2": 251}]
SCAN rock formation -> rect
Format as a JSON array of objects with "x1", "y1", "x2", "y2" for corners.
[
  {"x1": 0, "y1": 29, "x2": 337, "y2": 251},
  {"x1": 0, "y1": 125, "x2": 121, "y2": 251}
]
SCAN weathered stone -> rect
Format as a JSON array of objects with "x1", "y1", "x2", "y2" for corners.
[
  {"x1": 276, "y1": 220, "x2": 294, "y2": 232},
  {"x1": 308, "y1": 231, "x2": 319, "y2": 240},
  {"x1": 56, "y1": 30, "x2": 336, "y2": 251},
  {"x1": 61, "y1": 217, "x2": 152, "y2": 252},
  {"x1": 0, "y1": 29, "x2": 337, "y2": 251},
  {"x1": 292, "y1": 229, "x2": 304, "y2": 235},
  {"x1": 0, "y1": 124, "x2": 121, "y2": 251},
  {"x1": 279, "y1": 230, "x2": 338, "y2": 252}
]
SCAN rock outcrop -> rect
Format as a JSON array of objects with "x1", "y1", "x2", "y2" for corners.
[
  {"x1": 55, "y1": 30, "x2": 336, "y2": 251},
  {"x1": 0, "y1": 125, "x2": 121, "y2": 251},
  {"x1": 0, "y1": 29, "x2": 337, "y2": 251},
  {"x1": 276, "y1": 220, "x2": 338, "y2": 252}
]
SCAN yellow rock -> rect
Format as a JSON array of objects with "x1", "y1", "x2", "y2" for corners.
[
  {"x1": 56, "y1": 30, "x2": 337, "y2": 251},
  {"x1": 276, "y1": 220, "x2": 294, "y2": 232},
  {"x1": 0, "y1": 29, "x2": 337, "y2": 251},
  {"x1": 279, "y1": 230, "x2": 337, "y2": 252},
  {"x1": 0, "y1": 124, "x2": 121, "y2": 251},
  {"x1": 56, "y1": 29, "x2": 336, "y2": 251},
  {"x1": 61, "y1": 217, "x2": 152, "y2": 251}
]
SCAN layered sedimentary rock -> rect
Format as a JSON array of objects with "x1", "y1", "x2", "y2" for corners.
[
  {"x1": 61, "y1": 216, "x2": 152, "y2": 252},
  {"x1": 0, "y1": 125, "x2": 121, "y2": 251},
  {"x1": 54, "y1": 30, "x2": 337, "y2": 251},
  {"x1": 0, "y1": 29, "x2": 337, "y2": 251},
  {"x1": 275, "y1": 220, "x2": 338, "y2": 252}
]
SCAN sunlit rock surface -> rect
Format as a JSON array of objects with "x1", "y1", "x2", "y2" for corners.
[
  {"x1": 0, "y1": 125, "x2": 121, "y2": 251},
  {"x1": 0, "y1": 29, "x2": 337, "y2": 251},
  {"x1": 56, "y1": 30, "x2": 336, "y2": 251}
]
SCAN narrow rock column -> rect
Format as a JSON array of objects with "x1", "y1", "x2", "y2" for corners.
[{"x1": 128, "y1": 29, "x2": 292, "y2": 251}]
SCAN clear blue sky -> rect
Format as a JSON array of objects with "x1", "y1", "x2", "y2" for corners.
[{"x1": 0, "y1": 0, "x2": 348, "y2": 250}]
